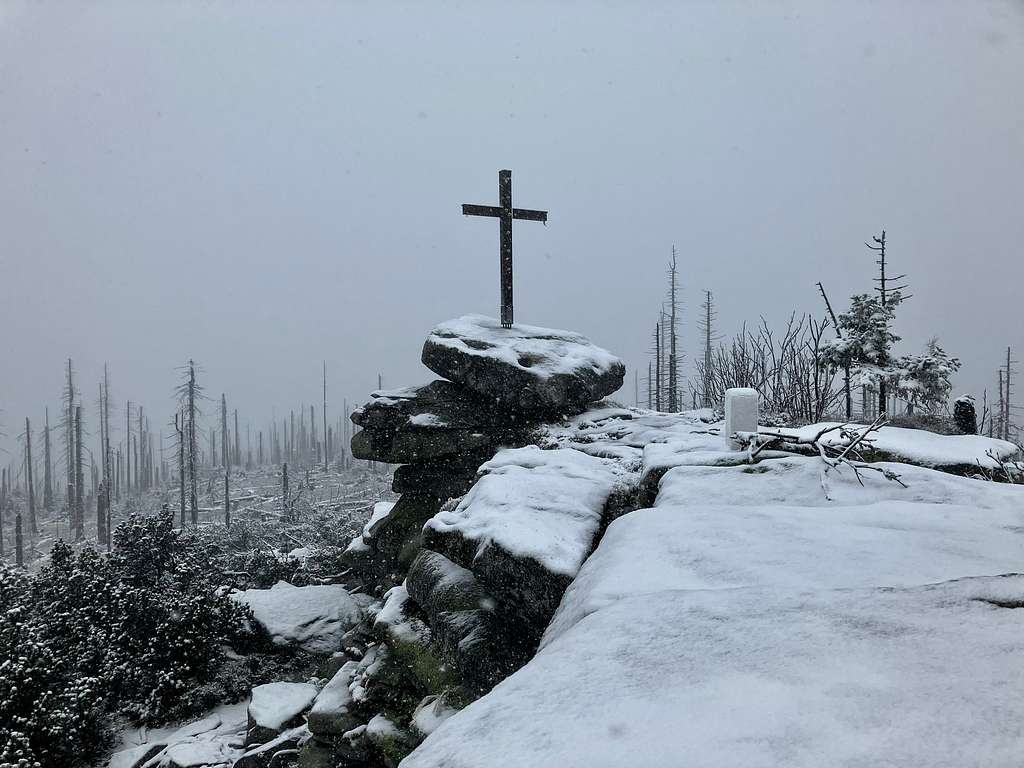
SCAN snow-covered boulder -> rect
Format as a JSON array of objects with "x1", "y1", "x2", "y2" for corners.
[
  {"x1": 307, "y1": 662, "x2": 361, "y2": 738},
  {"x1": 231, "y1": 581, "x2": 362, "y2": 654},
  {"x1": 246, "y1": 682, "x2": 318, "y2": 746},
  {"x1": 423, "y1": 446, "x2": 623, "y2": 628},
  {"x1": 421, "y1": 315, "x2": 625, "y2": 416}
]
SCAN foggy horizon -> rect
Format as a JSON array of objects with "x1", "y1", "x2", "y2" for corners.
[{"x1": 3, "y1": 0, "x2": 1023, "y2": 458}]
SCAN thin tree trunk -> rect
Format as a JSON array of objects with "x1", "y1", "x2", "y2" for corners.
[
  {"x1": 188, "y1": 361, "x2": 198, "y2": 524},
  {"x1": 323, "y1": 361, "x2": 329, "y2": 472},
  {"x1": 222, "y1": 394, "x2": 230, "y2": 527},
  {"x1": 176, "y1": 411, "x2": 186, "y2": 526},
  {"x1": 25, "y1": 418, "x2": 36, "y2": 535},
  {"x1": 43, "y1": 408, "x2": 53, "y2": 511},
  {"x1": 15, "y1": 512, "x2": 24, "y2": 567}
]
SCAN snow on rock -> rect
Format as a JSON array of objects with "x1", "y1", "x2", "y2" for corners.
[
  {"x1": 405, "y1": 408, "x2": 1024, "y2": 767},
  {"x1": 345, "y1": 501, "x2": 396, "y2": 553},
  {"x1": 230, "y1": 581, "x2": 361, "y2": 654},
  {"x1": 404, "y1": 576, "x2": 1024, "y2": 768},
  {"x1": 411, "y1": 694, "x2": 459, "y2": 738},
  {"x1": 545, "y1": 457, "x2": 1024, "y2": 642},
  {"x1": 424, "y1": 446, "x2": 623, "y2": 579},
  {"x1": 234, "y1": 725, "x2": 309, "y2": 767},
  {"x1": 120, "y1": 701, "x2": 249, "y2": 768},
  {"x1": 421, "y1": 315, "x2": 625, "y2": 416},
  {"x1": 246, "y1": 682, "x2": 318, "y2": 746},
  {"x1": 248, "y1": 682, "x2": 319, "y2": 731},
  {"x1": 307, "y1": 661, "x2": 360, "y2": 737}
]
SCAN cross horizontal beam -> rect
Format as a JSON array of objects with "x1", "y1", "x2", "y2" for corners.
[{"x1": 462, "y1": 203, "x2": 548, "y2": 223}]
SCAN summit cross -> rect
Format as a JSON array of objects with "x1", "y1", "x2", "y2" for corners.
[{"x1": 462, "y1": 169, "x2": 548, "y2": 328}]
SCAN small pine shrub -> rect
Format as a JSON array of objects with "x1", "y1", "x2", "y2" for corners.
[{"x1": 0, "y1": 510, "x2": 253, "y2": 767}]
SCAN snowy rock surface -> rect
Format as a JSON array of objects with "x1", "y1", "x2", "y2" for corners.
[
  {"x1": 231, "y1": 581, "x2": 362, "y2": 653},
  {"x1": 248, "y1": 682, "x2": 319, "y2": 732},
  {"x1": 307, "y1": 662, "x2": 360, "y2": 737},
  {"x1": 112, "y1": 701, "x2": 250, "y2": 768},
  {"x1": 421, "y1": 315, "x2": 625, "y2": 416},
  {"x1": 404, "y1": 408, "x2": 1024, "y2": 768},
  {"x1": 424, "y1": 446, "x2": 623, "y2": 580},
  {"x1": 404, "y1": 576, "x2": 1024, "y2": 768}
]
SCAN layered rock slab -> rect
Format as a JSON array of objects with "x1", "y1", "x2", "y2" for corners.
[
  {"x1": 350, "y1": 380, "x2": 509, "y2": 464},
  {"x1": 423, "y1": 446, "x2": 624, "y2": 627},
  {"x1": 421, "y1": 315, "x2": 625, "y2": 417}
]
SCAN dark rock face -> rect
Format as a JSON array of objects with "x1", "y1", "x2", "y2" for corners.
[
  {"x1": 422, "y1": 315, "x2": 625, "y2": 417},
  {"x1": 350, "y1": 381, "x2": 501, "y2": 464},
  {"x1": 405, "y1": 550, "x2": 524, "y2": 693},
  {"x1": 342, "y1": 493, "x2": 444, "y2": 592},
  {"x1": 391, "y1": 450, "x2": 492, "y2": 498},
  {"x1": 422, "y1": 525, "x2": 575, "y2": 634}
]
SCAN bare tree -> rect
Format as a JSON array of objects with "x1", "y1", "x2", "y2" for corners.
[
  {"x1": 74, "y1": 405, "x2": 84, "y2": 540},
  {"x1": 694, "y1": 314, "x2": 842, "y2": 421},
  {"x1": 64, "y1": 359, "x2": 76, "y2": 517},
  {"x1": 175, "y1": 410, "x2": 186, "y2": 527},
  {"x1": 174, "y1": 360, "x2": 203, "y2": 524},
  {"x1": 666, "y1": 248, "x2": 681, "y2": 412},
  {"x1": 865, "y1": 230, "x2": 909, "y2": 416},
  {"x1": 222, "y1": 394, "x2": 230, "y2": 527},
  {"x1": 323, "y1": 361, "x2": 329, "y2": 472},
  {"x1": 697, "y1": 290, "x2": 722, "y2": 408},
  {"x1": 24, "y1": 418, "x2": 36, "y2": 536},
  {"x1": 42, "y1": 408, "x2": 53, "y2": 511}
]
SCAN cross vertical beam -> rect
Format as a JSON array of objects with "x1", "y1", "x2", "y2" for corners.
[
  {"x1": 462, "y1": 169, "x2": 547, "y2": 328},
  {"x1": 499, "y1": 170, "x2": 513, "y2": 327}
]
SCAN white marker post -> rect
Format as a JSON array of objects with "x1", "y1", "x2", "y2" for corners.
[{"x1": 725, "y1": 388, "x2": 759, "y2": 450}]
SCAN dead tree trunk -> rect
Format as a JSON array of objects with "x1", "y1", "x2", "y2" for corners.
[
  {"x1": 654, "y1": 323, "x2": 661, "y2": 411},
  {"x1": 188, "y1": 361, "x2": 198, "y2": 524},
  {"x1": 25, "y1": 418, "x2": 37, "y2": 536},
  {"x1": 176, "y1": 411, "x2": 186, "y2": 527},
  {"x1": 15, "y1": 511, "x2": 24, "y2": 567},
  {"x1": 43, "y1": 408, "x2": 53, "y2": 511},
  {"x1": 282, "y1": 463, "x2": 290, "y2": 521},
  {"x1": 222, "y1": 394, "x2": 230, "y2": 527},
  {"x1": 96, "y1": 481, "x2": 106, "y2": 546},
  {"x1": 65, "y1": 359, "x2": 75, "y2": 517},
  {"x1": 667, "y1": 248, "x2": 680, "y2": 412},
  {"x1": 323, "y1": 361, "x2": 329, "y2": 472}
]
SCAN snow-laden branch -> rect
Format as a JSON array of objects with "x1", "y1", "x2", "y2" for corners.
[{"x1": 732, "y1": 416, "x2": 907, "y2": 491}]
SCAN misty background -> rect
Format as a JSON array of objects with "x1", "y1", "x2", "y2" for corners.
[{"x1": 2, "y1": 0, "x2": 1022, "y2": 456}]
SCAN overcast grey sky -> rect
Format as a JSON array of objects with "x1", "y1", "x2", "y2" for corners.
[{"x1": 2, "y1": 0, "x2": 1023, "y2": 458}]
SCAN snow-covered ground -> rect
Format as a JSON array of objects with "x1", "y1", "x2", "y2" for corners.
[{"x1": 404, "y1": 409, "x2": 1024, "y2": 767}]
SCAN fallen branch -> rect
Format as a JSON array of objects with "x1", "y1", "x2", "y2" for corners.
[{"x1": 736, "y1": 418, "x2": 906, "y2": 491}]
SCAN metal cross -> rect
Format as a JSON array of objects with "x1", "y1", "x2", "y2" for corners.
[{"x1": 462, "y1": 169, "x2": 548, "y2": 328}]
